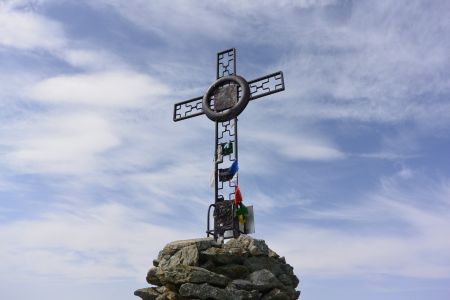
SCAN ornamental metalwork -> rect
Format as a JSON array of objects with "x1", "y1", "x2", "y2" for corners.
[{"x1": 173, "y1": 48, "x2": 285, "y2": 240}]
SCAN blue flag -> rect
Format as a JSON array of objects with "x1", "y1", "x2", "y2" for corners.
[{"x1": 218, "y1": 160, "x2": 239, "y2": 182}]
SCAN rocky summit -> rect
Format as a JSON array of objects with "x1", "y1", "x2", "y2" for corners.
[{"x1": 134, "y1": 235, "x2": 300, "y2": 300}]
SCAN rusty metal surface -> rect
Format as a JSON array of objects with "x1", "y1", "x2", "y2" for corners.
[
  {"x1": 173, "y1": 71, "x2": 285, "y2": 122},
  {"x1": 213, "y1": 84, "x2": 238, "y2": 112}
]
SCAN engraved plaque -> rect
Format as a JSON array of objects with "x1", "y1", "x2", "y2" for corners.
[
  {"x1": 214, "y1": 200, "x2": 234, "y2": 229},
  {"x1": 214, "y1": 84, "x2": 237, "y2": 111}
]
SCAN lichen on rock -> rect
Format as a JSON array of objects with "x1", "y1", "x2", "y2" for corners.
[{"x1": 134, "y1": 235, "x2": 300, "y2": 299}]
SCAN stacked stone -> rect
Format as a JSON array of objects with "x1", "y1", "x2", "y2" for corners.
[{"x1": 134, "y1": 235, "x2": 300, "y2": 300}]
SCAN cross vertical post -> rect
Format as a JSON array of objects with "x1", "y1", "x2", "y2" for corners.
[
  {"x1": 173, "y1": 48, "x2": 285, "y2": 241},
  {"x1": 213, "y1": 48, "x2": 240, "y2": 239}
]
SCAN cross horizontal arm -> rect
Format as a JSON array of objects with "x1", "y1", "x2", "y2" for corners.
[
  {"x1": 173, "y1": 95, "x2": 203, "y2": 122},
  {"x1": 173, "y1": 71, "x2": 285, "y2": 122},
  {"x1": 248, "y1": 71, "x2": 285, "y2": 101}
]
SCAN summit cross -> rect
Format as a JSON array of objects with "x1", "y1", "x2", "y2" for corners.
[{"x1": 173, "y1": 48, "x2": 285, "y2": 240}]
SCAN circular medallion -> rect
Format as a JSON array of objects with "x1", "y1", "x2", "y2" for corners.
[{"x1": 202, "y1": 75, "x2": 250, "y2": 122}]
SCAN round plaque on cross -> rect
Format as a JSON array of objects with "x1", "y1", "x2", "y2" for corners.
[{"x1": 202, "y1": 75, "x2": 250, "y2": 122}]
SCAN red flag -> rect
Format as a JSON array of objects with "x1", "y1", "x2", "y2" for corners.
[{"x1": 234, "y1": 185, "x2": 243, "y2": 206}]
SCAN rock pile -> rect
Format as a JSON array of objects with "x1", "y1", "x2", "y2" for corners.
[{"x1": 134, "y1": 235, "x2": 300, "y2": 299}]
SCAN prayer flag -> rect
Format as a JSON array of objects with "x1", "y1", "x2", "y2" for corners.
[
  {"x1": 218, "y1": 160, "x2": 239, "y2": 182},
  {"x1": 216, "y1": 145, "x2": 223, "y2": 163},
  {"x1": 239, "y1": 214, "x2": 245, "y2": 224},
  {"x1": 235, "y1": 202, "x2": 248, "y2": 224},
  {"x1": 218, "y1": 168, "x2": 234, "y2": 182},
  {"x1": 221, "y1": 141, "x2": 234, "y2": 156},
  {"x1": 228, "y1": 160, "x2": 238, "y2": 175},
  {"x1": 234, "y1": 185, "x2": 243, "y2": 206},
  {"x1": 209, "y1": 168, "x2": 215, "y2": 187}
]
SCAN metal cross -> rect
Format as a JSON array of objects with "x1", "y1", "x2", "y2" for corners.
[{"x1": 173, "y1": 48, "x2": 285, "y2": 240}]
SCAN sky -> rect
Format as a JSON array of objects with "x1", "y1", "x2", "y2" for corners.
[{"x1": 0, "y1": 0, "x2": 450, "y2": 299}]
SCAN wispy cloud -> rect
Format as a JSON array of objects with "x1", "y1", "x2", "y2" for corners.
[
  {"x1": 60, "y1": 49, "x2": 126, "y2": 71},
  {"x1": 0, "y1": 6, "x2": 65, "y2": 50},
  {"x1": 0, "y1": 200, "x2": 192, "y2": 281},
  {"x1": 354, "y1": 152, "x2": 419, "y2": 161},
  {"x1": 1, "y1": 112, "x2": 120, "y2": 174},
  {"x1": 0, "y1": 3, "x2": 134, "y2": 74},
  {"x1": 272, "y1": 1, "x2": 450, "y2": 127},
  {"x1": 265, "y1": 170, "x2": 450, "y2": 279},
  {"x1": 245, "y1": 130, "x2": 345, "y2": 161},
  {"x1": 1, "y1": 1, "x2": 450, "y2": 299},
  {"x1": 27, "y1": 71, "x2": 169, "y2": 108}
]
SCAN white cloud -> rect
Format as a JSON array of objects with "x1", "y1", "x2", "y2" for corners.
[
  {"x1": 2, "y1": 112, "x2": 120, "y2": 174},
  {"x1": 276, "y1": 1, "x2": 450, "y2": 125},
  {"x1": 88, "y1": 0, "x2": 337, "y2": 47},
  {"x1": 27, "y1": 71, "x2": 170, "y2": 108},
  {"x1": 60, "y1": 49, "x2": 126, "y2": 71},
  {"x1": 35, "y1": 0, "x2": 448, "y2": 130},
  {"x1": 244, "y1": 190, "x2": 312, "y2": 215},
  {"x1": 356, "y1": 152, "x2": 417, "y2": 161},
  {"x1": 0, "y1": 3, "x2": 131, "y2": 73},
  {"x1": 126, "y1": 163, "x2": 209, "y2": 206},
  {"x1": 265, "y1": 172, "x2": 450, "y2": 279},
  {"x1": 0, "y1": 201, "x2": 191, "y2": 281},
  {"x1": 1, "y1": 168, "x2": 449, "y2": 284},
  {"x1": 246, "y1": 131, "x2": 345, "y2": 161},
  {"x1": 281, "y1": 142, "x2": 344, "y2": 161},
  {"x1": 1, "y1": 2, "x2": 449, "y2": 299},
  {"x1": 0, "y1": 8, "x2": 65, "y2": 50}
]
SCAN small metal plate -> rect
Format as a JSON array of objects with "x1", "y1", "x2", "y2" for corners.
[
  {"x1": 244, "y1": 205, "x2": 255, "y2": 234},
  {"x1": 214, "y1": 84, "x2": 237, "y2": 112},
  {"x1": 224, "y1": 230, "x2": 234, "y2": 238}
]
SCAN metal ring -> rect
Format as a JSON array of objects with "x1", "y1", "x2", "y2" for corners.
[{"x1": 202, "y1": 75, "x2": 250, "y2": 122}]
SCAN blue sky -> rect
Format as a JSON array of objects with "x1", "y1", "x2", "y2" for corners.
[{"x1": 1, "y1": 0, "x2": 450, "y2": 299}]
